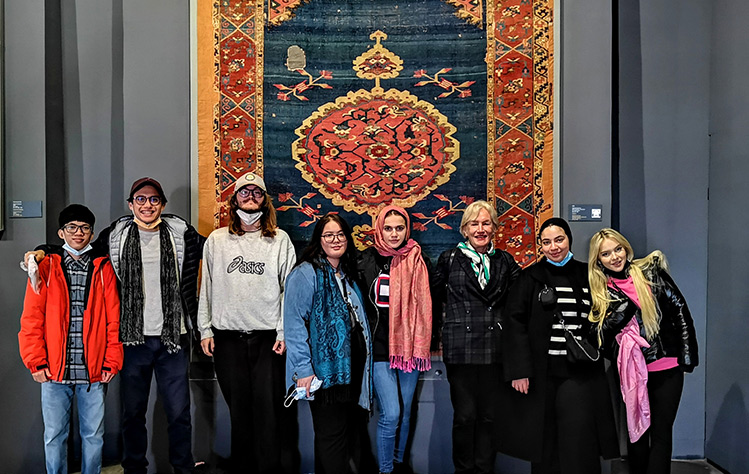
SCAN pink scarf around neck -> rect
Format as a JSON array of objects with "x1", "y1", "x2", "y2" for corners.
[{"x1": 374, "y1": 205, "x2": 432, "y2": 372}]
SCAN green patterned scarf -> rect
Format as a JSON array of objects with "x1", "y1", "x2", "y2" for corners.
[{"x1": 457, "y1": 241, "x2": 495, "y2": 289}]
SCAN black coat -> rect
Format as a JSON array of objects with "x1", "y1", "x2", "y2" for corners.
[
  {"x1": 497, "y1": 258, "x2": 619, "y2": 462},
  {"x1": 431, "y1": 247, "x2": 520, "y2": 365},
  {"x1": 601, "y1": 267, "x2": 699, "y2": 371}
]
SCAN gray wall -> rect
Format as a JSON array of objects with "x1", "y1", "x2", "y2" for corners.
[
  {"x1": 560, "y1": 0, "x2": 613, "y2": 250},
  {"x1": 556, "y1": 0, "x2": 711, "y2": 461},
  {"x1": 637, "y1": 0, "x2": 710, "y2": 457},
  {"x1": 705, "y1": 0, "x2": 749, "y2": 472},
  {"x1": 63, "y1": 0, "x2": 191, "y2": 224},
  {"x1": 0, "y1": 1, "x2": 48, "y2": 472},
  {"x1": 1, "y1": 1, "x2": 194, "y2": 472}
]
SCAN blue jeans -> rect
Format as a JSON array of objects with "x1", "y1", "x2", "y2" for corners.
[
  {"x1": 41, "y1": 381, "x2": 106, "y2": 474},
  {"x1": 120, "y1": 336, "x2": 193, "y2": 474},
  {"x1": 372, "y1": 361, "x2": 420, "y2": 473}
]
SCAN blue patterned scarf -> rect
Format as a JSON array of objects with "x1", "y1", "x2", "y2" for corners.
[{"x1": 308, "y1": 263, "x2": 354, "y2": 389}]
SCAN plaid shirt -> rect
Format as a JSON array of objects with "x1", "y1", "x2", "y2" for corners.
[{"x1": 61, "y1": 252, "x2": 91, "y2": 383}]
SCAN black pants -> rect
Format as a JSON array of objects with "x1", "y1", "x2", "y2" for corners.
[
  {"x1": 531, "y1": 371, "x2": 602, "y2": 474},
  {"x1": 120, "y1": 336, "x2": 193, "y2": 474},
  {"x1": 445, "y1": 363, "x2": 501, "y2": 474},
  {"x1": 627, "y1": 367, "x2": 684, "y2": 474},
  {"x1": 309, "y1": 398, "x2": 375, "y2": 474},
  {"x1": 212, "y1": 329, "x2": 299, "y2": 473}
]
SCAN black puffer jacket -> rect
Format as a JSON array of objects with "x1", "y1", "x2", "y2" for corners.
[
  {"x1": 600, "y1": 265, "x2": 699, "y2": 372},
  {"x1": 94, "y1": 214, "x2": 206, "y2": 340}
]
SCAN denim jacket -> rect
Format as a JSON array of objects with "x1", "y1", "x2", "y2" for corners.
[{"x1": 283, "y1": 262, "x2": 373, "y2": 410}]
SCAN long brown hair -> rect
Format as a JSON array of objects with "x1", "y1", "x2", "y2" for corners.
[{"x1": 228, "y1": 191, "x2": 278, "y2": 238}]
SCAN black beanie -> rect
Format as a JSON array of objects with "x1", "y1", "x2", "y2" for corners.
[
  {"x1": 539, "y1": 217, "x2": 572, "y2": 245},
  {"x1": 58, "y1": 204, "x2": 96, "y2": 229}
]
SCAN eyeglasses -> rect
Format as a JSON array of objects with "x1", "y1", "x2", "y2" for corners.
[
  {"x1": 237, "y1": 187, "x2": 265, "y2": 199},
  {"x1": 62, "y1": 224, "x2": 92, "y2": 234},
  {"x1": 321, "y1": 232, "x2": 346, "y2": 243},
  {"x1": 133, "y1": 195, "x2": 162, "y2": 206}
]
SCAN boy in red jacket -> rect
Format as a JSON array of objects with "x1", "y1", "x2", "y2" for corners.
[{"x1": 19, "y1": 204, "x2": 123, "y2": 474}]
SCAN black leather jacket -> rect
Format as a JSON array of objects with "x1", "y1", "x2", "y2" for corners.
[
  {"x1": 355, "y1": 248, "x2": 392, "y2": 356},
  {"x1": 600, "y1": 266, "x2": 698, "y2": 372},
  {"x1": 355, "y1": 246, "x2": 435, "y2": 360}
]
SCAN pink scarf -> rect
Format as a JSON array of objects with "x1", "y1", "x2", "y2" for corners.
[
  {"x1": 616, "y1": 317, "x2": 651, "y2": 442},
  {"x1": 374, "y1": 205, "x2": 432, "y2": 372}
]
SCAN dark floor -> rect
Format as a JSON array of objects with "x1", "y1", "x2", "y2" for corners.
[
  {"x1": 90, "y1": 458, "x2": 724, "y2": 474},
  {"x1": 611, "y1": 459, "x2": 724, "y2": 474}
]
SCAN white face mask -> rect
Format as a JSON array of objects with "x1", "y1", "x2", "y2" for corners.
[
  {"x1": 63, "y1": 243, "x2": 93, "y2": 257},
  {"x1": 284, "y1": 376, "x2": 323, "y2": 406},
  {"x1": 236, "y1": 209, "x2": 263, "y2": 227}
]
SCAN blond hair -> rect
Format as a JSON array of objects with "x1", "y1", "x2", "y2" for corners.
[
  {"x1": 588, "y1": 228, "x2": 661, "y2": 341},
  {"x1": 460, "y1": 200, "x2": 499, "y2": 237}
]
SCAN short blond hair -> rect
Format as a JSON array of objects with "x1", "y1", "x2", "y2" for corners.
[{"x1": 460, "y1": 200, "x2": 499, "y2": 237}]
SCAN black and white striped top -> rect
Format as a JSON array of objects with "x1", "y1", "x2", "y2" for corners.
[{"x1": 548, "y1": 285, "x2": 591, "y2": 357}]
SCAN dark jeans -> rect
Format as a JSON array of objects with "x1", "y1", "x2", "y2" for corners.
[
  {"x1": 121, "y1": 336, "x2": 193, "y2": 474},
  {"x1": 531, "y1": 371, "x2": 602, "y2": 474},
  {"x1": 627, "y1": 367, "x2": 684, "y2": 474},
  {"x1": 445, "y1": 363, "x2": 501, "y2": 474},
  {"x1": 309, "y1": 398, "x2": 375, "y2": 474},
  {"x1": 212, "y1": 329, "x2": 299, "y2": 474}
]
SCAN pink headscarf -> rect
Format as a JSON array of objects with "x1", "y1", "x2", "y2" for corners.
[{"x1": 374, "y1": 205, "x2": 432, "y2": 372}]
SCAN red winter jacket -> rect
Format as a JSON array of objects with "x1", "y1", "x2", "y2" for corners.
[{"x1": 19, "y1": 254, "x2": 123, "y2": 382}]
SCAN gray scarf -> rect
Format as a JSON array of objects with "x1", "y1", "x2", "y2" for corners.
[{"x1": 120, "y1": 221, "x2": 183, "y2": 352}]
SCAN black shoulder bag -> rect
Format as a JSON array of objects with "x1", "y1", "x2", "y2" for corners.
[
  {"x1": 538, "y1": 285, "x2": 600, "y2": 363},
  {"x1": 556, "y1": 310, "x2": 600, "y2": 363}
]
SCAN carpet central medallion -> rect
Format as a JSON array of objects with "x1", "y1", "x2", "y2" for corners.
[{"x1": 292, "y1": 31, "x2": 459, "y2": 216}]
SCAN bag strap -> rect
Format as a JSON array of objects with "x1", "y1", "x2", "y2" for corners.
[
  {"x1": 448, "y1": 248, "x2": 457, "y2": 272},
  {"x1": 557, "y1": 309, "x2": 600, "y2": 361},
  {"x1": 568, "y1": 333, "x2": 600, "y2": 361}
]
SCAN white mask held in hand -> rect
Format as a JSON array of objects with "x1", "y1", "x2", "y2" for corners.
[{"x1": 24, "y1": 254, "x2": 41, "y2": 295}]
